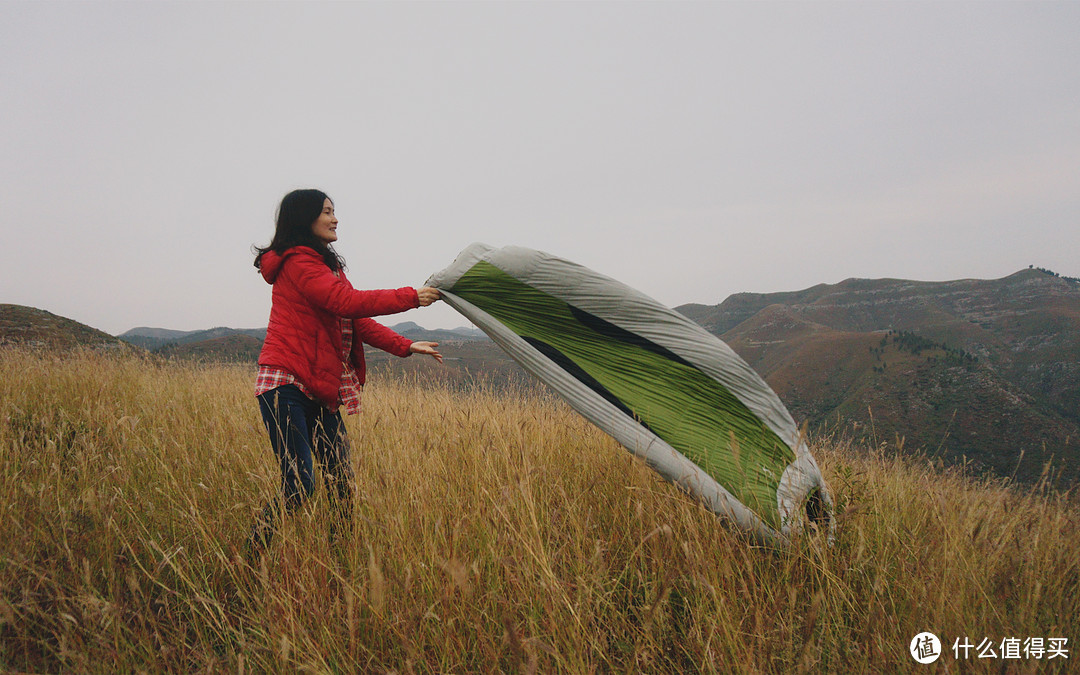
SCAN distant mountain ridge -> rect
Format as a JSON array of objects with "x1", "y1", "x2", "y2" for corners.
[
  {"x1": 121, "y1": 327, "x2": 192, "y2": 340},
  {"x1": 119, "y1": 326, "x2": 268, "y2": 351},
  {"x1": 677, "y1": 268, "x2": 1080, "y2": 483},
  {"x1": 116, "y1": 322, "x2": 487, "y2": 361},
  {"x1": 385, "y1": 321, "x2": 487, "y2": 342}
]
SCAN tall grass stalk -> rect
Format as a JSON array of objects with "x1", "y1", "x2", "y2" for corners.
[{"x1": 1, "y1": 350, "x2": 1076, "y2": 672}]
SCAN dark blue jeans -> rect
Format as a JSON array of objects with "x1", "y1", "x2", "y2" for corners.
[{"x1": 252, "y1": 385, "x2": 354, "y2": 548}]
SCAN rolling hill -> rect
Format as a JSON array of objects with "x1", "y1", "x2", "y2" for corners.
[{"x1": 0, "y1": 305, "x2": 133, "y2": 352}]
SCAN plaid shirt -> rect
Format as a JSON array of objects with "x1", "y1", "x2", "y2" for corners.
[{"x1": 255, "y1": 309, "x2": 363, "y2": 415}]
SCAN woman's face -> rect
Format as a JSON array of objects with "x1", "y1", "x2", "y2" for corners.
[{"x1": 311, "y1": 198, "x2": 338, "y2": 244}]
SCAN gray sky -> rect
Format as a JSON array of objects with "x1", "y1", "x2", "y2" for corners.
[{"x1": 2, "y1": 1, "x2": 1078, "y2": 335}]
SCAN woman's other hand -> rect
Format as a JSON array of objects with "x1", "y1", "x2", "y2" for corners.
[
  {"x1": 409, "y1": 341, "x2": 443, "y2": 363},
  {"x1": 417, "y1": 287, "x2": 441, "y2": 307}
]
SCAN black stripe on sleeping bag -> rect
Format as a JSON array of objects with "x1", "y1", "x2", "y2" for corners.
[
  {"x1": 521, "y1": 335, "x2": 658, "y2": 437},
  {"x1": 567, "y1": 305, "x2": 696, "y2": 370}
]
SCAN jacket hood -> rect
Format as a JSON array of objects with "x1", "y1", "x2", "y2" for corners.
[
  {"x1": 259, "y1": 247, "x2": 317, "y2": 284},
  {"x1": 259, "y1": 250, "x2": 285, "y2": 284}
]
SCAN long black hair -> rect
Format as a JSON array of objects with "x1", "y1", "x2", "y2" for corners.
[{"x1": 254, "y1": 189, "x2": 345, "y2": 271}]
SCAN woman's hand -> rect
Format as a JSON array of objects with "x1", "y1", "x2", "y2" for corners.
[
  {"x1": 409, "y1": 341, "x2": 443, "y2": 363},
  {"x1": 417, "y1": 287, "x2": 441, "y2": 307}
]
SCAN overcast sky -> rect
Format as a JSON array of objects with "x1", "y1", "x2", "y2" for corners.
[{"x1": 2, "y1": 1, "x2": 1078, "y2": 335}]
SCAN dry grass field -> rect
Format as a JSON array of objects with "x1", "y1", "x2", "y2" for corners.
[{"x1": 1, "y1": 350, "x2": 1077, "y2": 673}]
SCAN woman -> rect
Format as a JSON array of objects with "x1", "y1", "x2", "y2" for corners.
[{"x1": 249, "y1": 188, "x2": 442, "y2": 554}]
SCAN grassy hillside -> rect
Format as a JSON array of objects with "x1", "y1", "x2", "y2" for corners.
[{"x1": 1, "y1": 350, "x2": 1076, "y2": 672}]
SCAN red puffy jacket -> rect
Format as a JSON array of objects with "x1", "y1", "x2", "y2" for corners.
[{"x1": 257, "y1": 246, "x2": 419, "y2": 408}]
